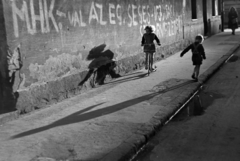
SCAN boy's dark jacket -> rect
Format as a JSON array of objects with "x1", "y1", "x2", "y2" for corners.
[{"x1": 180, "y1": 42, "x2": 206, "y2": 59}]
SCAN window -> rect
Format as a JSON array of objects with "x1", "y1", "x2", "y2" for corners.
[{"x1": 191, "y1": 0, "x2": 197, "y2": 19}]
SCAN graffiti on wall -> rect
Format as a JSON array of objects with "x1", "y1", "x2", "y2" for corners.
[
  {"x1": 11, "y1": 0, "x2": 183, "y2": 40},
  {"x1": 12, "y1": 0, "x2": 59, "y2": 37}
]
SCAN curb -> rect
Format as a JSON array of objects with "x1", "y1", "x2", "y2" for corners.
[
  {"x1": 0, "y1": 111, "x2": 20, "y2": 126},
  {"x1": 199, "y1": 44, "x2": 240, "y2": 84},
  {"x1": 101, "y1": 44, "x2": 240, "y2": 161}
]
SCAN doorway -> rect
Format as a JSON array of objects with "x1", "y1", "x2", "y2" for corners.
[{"x1": 203, "y1": 0, "x2": 208, "y2": 36}]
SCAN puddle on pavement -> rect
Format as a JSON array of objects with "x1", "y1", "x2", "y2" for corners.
[
  {"x1": 227, "y1": 55, "x2": 239, "y2": 63},
  {"x1": 172, "y1": 87, "x2": 225, "y2": 122},
  {"x1": 132, "y1": 86, "x2": 225, "y2": 161}
]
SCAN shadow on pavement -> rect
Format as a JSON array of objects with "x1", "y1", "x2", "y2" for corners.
[
  {"x1": 105, "y1": 73, "x2": 147, "y2": 85},
  {"x1": 123, "y1": 71, "x2": 145, "y2": 77},
  {"x1": 11, "y1": 92, "x2": 160, "y2": 139},
  {"x1": 150, "y1": 80, "x2": 195, "y2": 93}
]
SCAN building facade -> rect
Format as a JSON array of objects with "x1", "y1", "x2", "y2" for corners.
[{"x1": 0, "y1": 0, "x2": 222, "y2": 113}]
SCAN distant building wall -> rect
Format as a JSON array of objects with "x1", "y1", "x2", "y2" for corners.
[{"x1": 0, "y1": 0, "x2": 222, "y2": 113}]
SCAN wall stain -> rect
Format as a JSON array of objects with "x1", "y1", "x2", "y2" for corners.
[
  {"x1": 7, "y1": 45, "x2": 24, "y2": 91},
  {"x1": 29, "y1": 53, "x2": 88, "y2": 83}
]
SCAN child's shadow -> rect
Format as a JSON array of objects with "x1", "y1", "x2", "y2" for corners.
[{"x1": 79, "y1": 44, "x2": 119, "y2": 87}]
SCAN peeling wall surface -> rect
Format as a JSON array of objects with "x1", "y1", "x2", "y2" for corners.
[
  {"x1": 3, "y1": 0, "x2": 186, "y2": 89},
  {"x1": 0, "y1": 0, "x2": 222, "y2": 112}
]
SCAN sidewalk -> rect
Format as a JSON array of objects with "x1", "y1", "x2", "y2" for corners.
[{"x1": 0, "y1": 31, "x2": 240, "y2": 161}]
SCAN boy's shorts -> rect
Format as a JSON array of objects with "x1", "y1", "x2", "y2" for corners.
[{"x1": 192, "y1": 55, "x2": 202, "y2": 65}]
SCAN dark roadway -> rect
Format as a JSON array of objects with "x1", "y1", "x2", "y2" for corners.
[{"x1": 133, "y1": 49, "x2": 240, "y2": 161}]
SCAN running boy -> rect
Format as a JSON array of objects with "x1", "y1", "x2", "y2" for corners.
[
  {"x1": 141, "y1": 26, "x2": 161, "y2": 71},
  {"x1": 180, "y1": 35, "x2": 206, "y2": 82}
]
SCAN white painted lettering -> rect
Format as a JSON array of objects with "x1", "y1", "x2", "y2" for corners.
[
  {"x1": 43, "y1": 0, "x2": 50, "y2": 32},
  {"x1": 109, "y1": 3, "x2": 116, "y2": 24},
  {"x1": 138, "y1": 5, "x2": 142, "y2": 24},
  {"x1": 89, "y1": 2, "x2": 99, "y2": 24},
  {"x1": 96, "y1": 3, "x2": 107, "y2": 25},
  {"x1": 158, "y1": 5, "x2": 162, "y2": 22},
  {"x1": 142, "y1": 5, "x2": 146, "y2": 23},
  {"x1": 30, "y1": 0, "x2": 45, "y2": 33},
  {"x1": 48, "y1": 0, "x2": 59, "y2": 32},
  {"x1": 168, "y1": 22, "x2": 171, "y2": 36},
  {"x1": 74, "y1": 11, "x2": 81, "y2": 27},
  {"x1": 132, "y1": 4, "x2": 138, "y2": 26},
  {"x1": 68, "y1": 12, "x2": 74, "y2": 26},
  {"x1": 79, "y1": 10, "x2": 86, "y2": 27},
  {"x1": 12, "y1": 1, "x2": 183, "y2": 39},
  {"x1": 127, "y1": 5, "x2": 132, "y2": 27},
  {"x1": 56, "y1": 10, "x2": 67, "y2": 18},
  {"x1": 154, "y1": 6, "x2": 157, "y2": 21},
  {"x1": 146, "y1": 5, "x2": 150, "y2": 24},
  {"x1": 68, "y1": 10, "x2": 86, "y2": 27},
  {"x1": 140, "y1": 25, "x2": 144, "y2": 35},
  {"x1": 116, "y1": 4, "x2": 122, "y2": 25},
  {"x1": 12, "y1": 0, "x2": 34, "y2": 37}
]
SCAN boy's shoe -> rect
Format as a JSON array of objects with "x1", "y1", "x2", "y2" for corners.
[
  {"x1": 151, "y1": 68, "x2": 157, "y2": 72},
  {"x1": 191, "y1": 74, "x2": 196, "y2": 79},
  {"x1": 145, "y1": 65, "x2": 148, "y2": 70},
  {"x1": 194, "y1": 77, "x2": 198, "y2": 82},
  {"x1": 113, "y1": 74, "x2": 121, "y2": 78}
]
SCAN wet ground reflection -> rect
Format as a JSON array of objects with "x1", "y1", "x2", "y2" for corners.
[
  {"x1": 132, "y1": 86, "x2": 225, "y2": 161},
  {"x1": 227, "y1": 55, "x2": 239, "y2": 63},
  {"x1": 172, "y1": 88, "x2": 225, "y2": 122}
]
